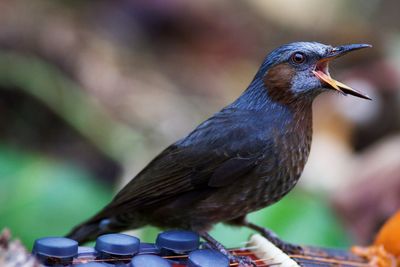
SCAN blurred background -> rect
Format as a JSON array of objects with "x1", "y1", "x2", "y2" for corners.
[{"x1": 1, "y1": 0, "x2": 400, "y2": 250}]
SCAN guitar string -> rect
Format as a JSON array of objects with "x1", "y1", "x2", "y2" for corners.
[
  {"x1": 229, "y1": 251, "x2": 370, "y2": 267},
  {"x1": 289, "y1": 255, "x2": 370, "y2": 267},
  {"x1": 231, "y1": 250, "x2": 368, "y2": 265},
  {"x1": 235, "y1": 240, "x2": 367, "y2": 264},
  {"x1": 292, "y1": 249, "x2": 366, "y2": 263}
]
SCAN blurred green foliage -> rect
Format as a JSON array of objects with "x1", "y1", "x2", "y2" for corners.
[
  {"x1": 0, "y1": 144, "x2": 113, "y2": 249},
  {"x1": 140, "y1": 190, "x2": 350, "y2": 248}
]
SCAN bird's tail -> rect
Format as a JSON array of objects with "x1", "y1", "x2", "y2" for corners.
[
  {"x1": 66, "y1": 212, "x2": 144, "y2": 243},
  {"x1": 66, "y1": 215, "x2": 128, "y2": 244}
]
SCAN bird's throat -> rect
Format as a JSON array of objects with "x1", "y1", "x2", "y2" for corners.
[{"x1": 263, "y1": 63, "x2": 297, "y2": 105}]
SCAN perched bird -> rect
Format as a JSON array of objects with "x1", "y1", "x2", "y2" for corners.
[{"x1": 67, "y1": 42, "x2": 371, "y2": 265}]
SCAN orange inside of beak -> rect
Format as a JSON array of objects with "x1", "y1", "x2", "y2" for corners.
[
  {"x1": 312, "y1": 69, "x2": 341, "y2": 90},
  {"x1": 312, "y1": 61, "x2": 371, "y2": 100}
]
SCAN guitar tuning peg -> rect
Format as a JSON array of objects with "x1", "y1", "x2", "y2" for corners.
[
  {"x1": 130, "y1": 254, "x2": 171, "y2": 267},
  {"x1": 32, "y1": 237, "x2": 78, "y2": 265},
  {"x1": 95, "y1": 233, "x2": 140, "y2": 258},
  {"x1": 188, "y1": 249, "x2": 229, "y2": 267},
  {"x1": 156, "y1": 230, "x2": 200, "y2": 254}
]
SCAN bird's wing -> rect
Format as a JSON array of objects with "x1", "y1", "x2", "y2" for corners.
[{"x1": 97, "y1": 109, "x2": 274, "y2": 217}]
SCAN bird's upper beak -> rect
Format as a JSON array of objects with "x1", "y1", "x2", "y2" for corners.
[{"x1": 312, "y1": 44, "x2": 372, "y2": 100}]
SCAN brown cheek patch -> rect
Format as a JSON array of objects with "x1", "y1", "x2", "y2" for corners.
[{"x1": 263, "y1": 63, "x2": 296, "y2": 104}]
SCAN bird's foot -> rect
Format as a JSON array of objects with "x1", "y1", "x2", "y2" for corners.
[
  {"x1": 229, "y1": 255, "x2": 257, "y2": 267},
  {"x1": 258, "y1": 228, "x2": 303, "y2": 255},
  {"x1": 230, "y1": 218, "x2": 304, "y2": 256},
  {"x1": 275, "y1": 240, "x2": 303, "y2": 255}
]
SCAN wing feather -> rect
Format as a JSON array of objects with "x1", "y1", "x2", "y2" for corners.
[{"x1": 94, "y1": 109, "x2": 274, "y2": 218}]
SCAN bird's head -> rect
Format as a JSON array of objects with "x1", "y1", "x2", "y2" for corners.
[{"x1": 259, "y1": 42, "x2": 371, "y2": 104}]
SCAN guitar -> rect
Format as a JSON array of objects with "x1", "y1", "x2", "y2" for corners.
[
  {"x1": 1, "y1": 227, "x2": 374, "y2": 267},
  {"x1": 5, "y1": 210, "x2": 400, "y2": 266}
]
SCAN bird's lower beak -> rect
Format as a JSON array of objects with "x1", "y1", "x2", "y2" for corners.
[{"x1": 312, "y1": 44, "x2": 372, "y2": 100}]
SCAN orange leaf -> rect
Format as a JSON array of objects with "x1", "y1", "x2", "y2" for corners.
[{"x1": 374, "y1": 211, "x2": 400, "y2": 256}]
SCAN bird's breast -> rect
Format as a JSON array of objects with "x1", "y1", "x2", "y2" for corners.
[
  {"x1": 257, "y1": 110, "x2": 313, "y2": 205},
  {"x1": 170, "y1": 106, "x2": 314, "y2": 227}
]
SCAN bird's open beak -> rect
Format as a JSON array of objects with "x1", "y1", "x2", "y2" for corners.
[{"x1": 312, "y1": 44, "x2": 372, "y2": 100}]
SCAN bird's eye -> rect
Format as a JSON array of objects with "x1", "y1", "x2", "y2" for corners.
[{"x1": 291, "y1": 52, "x2": 306, "y2": 64}]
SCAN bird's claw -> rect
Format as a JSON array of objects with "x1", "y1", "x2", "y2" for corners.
[
  {"x1": 259, "y1": 229, "x2": 303, "y2": 255},
  {"x1": 279, "y1": 242, "x2": 304, "y2": 255},
  {"x1": 271, "y1": 237, "x2": 303, "y2": 255},
  {"x1": 230, "y1": 255, "x2": 257, "y2": 267}
]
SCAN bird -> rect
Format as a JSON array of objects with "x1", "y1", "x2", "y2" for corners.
[{"x1": 67, "y1": 42, "x2": 371, "y2": 266}]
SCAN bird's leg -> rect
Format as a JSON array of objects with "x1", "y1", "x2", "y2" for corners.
[
  {"x1": 227, "y1": 216, "x2": 303, "y2": 255},
  {"x1": 244, "y1": 221, "x2": 303, "y2": 254},
  {"x1": 198, "y1": 231, "x2": 256, "y2": 267}
]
